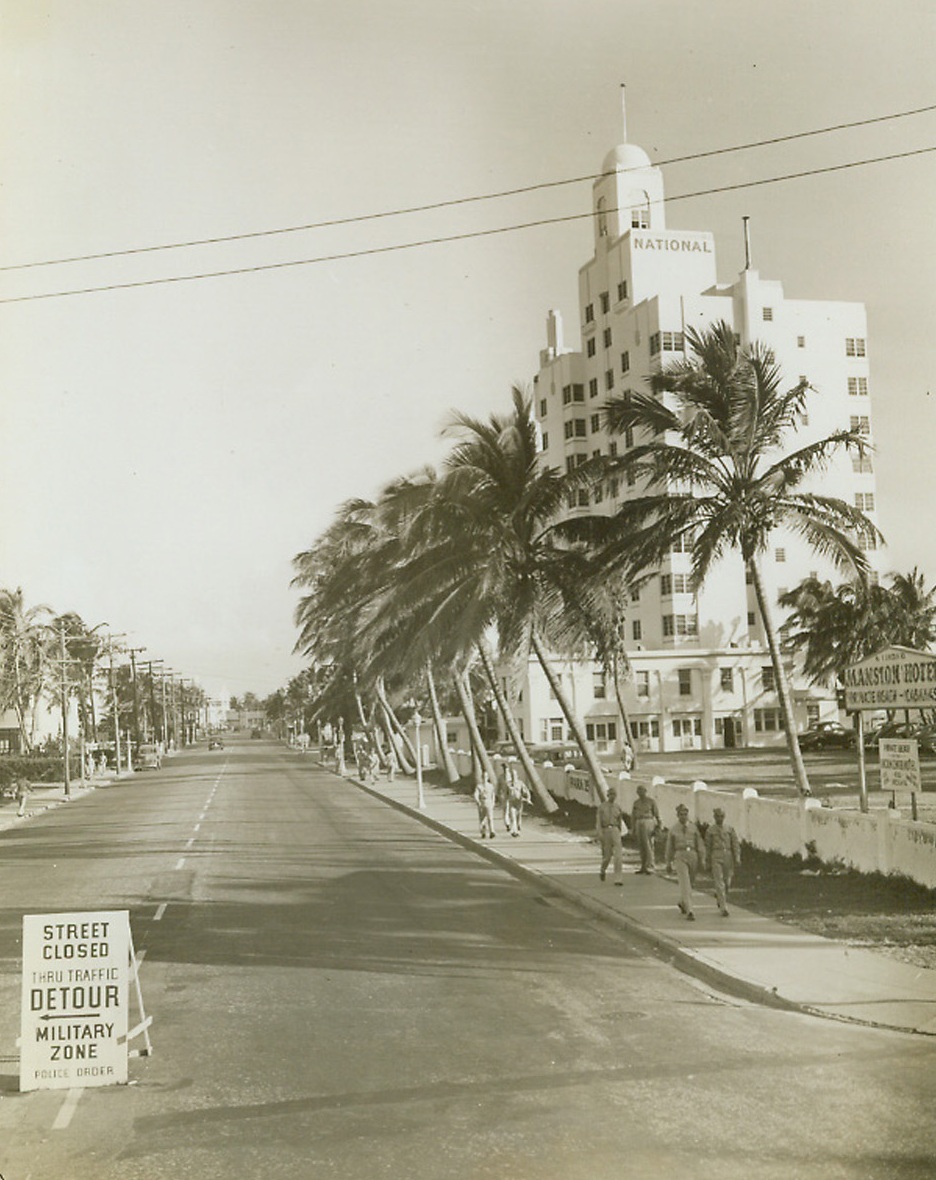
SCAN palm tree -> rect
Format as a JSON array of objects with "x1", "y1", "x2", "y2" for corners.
[
  {"x1": 781, "y1": 568, "x2": 936, "y2": 690},
  {"x1": 429, "y1": 387, "x2": 614, "y2": 800},
  {"x1": 0, "y1": 588, "x2": 54, "y2": 753},
  {"x1": 593, "y1": 320, "x2": 879, "y2": 796}
]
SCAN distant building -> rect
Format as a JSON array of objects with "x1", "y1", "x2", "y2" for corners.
[{"x1": 508, "y1": 113, "x2": 880, "y2": 755}]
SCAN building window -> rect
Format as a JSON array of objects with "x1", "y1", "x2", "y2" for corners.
[
  {"x1": 562, "y1": 385, "x2": 572, "y2": 405},
  {"x1": 605, "y1": 369, "x2": 615, "y2": 391},
  {"x1": 590, "y1": 414, "x2": 601, "y2": 433},
  {"x1": 672, "y1": 534, "x2": 692, "y2": 554},
  {"x1": 762, "y1": 307, "x2": 773, "y2": 321},
  {"x1": 539, "y1": 398, "x2": 547, "y2": 417},
  {"x1": 846, "y1": 337, "x2": 867, "y2": 357},
  {"x1": 649, "y1": 332, "x2": 661, "y2": 356},
  {"x1": 806, "y1": 704, "x2": 820, "y2": 727},
  {"x1": 678, "y1": 668, "x2": 692, "y2": 696},
  {"x1": 848, "y1": 377, "x2": 868, "y2": 396},
  {"x1": 754, "y1": 708, "x2": 785, "y2": 732},
  {"x1": 632, "y1": 620, "x2": 642, "y2": 641},
  {"x1": 594, "y1": 484, "x2": 603, "y2": 504},
  {"x1": 852, "y1": 456, "x2": 874, "y2": 474},
  {"x1": 585, "y1": 304, "x2": 595, "y2": 324},
  {"x1": 574, "y1": 418, "x2": 586, "y2": 438},
  {"x1": 572, "y1": 383, "x2": 585, "y2": 402},
  {"x1": 600, "y1": 291, "x2": 610, "y2": 315},
  {"x1": 663, "y1": 614, "x2": 698, "y2": 637},
  {"x1": 631, "y1": 208, "x2": 650, "y2": 229},
  {"x1": 775, "y1": 548, "x2": 786, "y2": 563},
  {"x1": 593, "y1": 671, "x2": 607, "y2": 700},
  {"x1": 761, "y1": 666, "x2": 775, "y2": 693},
  {"x1": 855, "y1": 492, "x2": 875, "y2": 511},
  {"x1": 564, "y1": 421, "x2": 574, "y2": 440},
  {"x1": 609, "y1": 440, "x2": 618, "y2": 457},
  {"x1": 857, "y1": 529, "x2": 877, "y2": 551},
  {"x1": 660, "y1": 574, "x2": 672, "y2": 596},
  {"x1": 720, "y1": 668, "x2": 734, "y2": 692},
  {"x1": 577, "y1": 489, "x2": 589, "y2": 506},
  {"x1": 850, "y1": 415, "x2": 871, "y2": 435},
  {"x1": 541, "y1": 432, "x2": 548, "y2": 450},
  {"x1": 797, "y1": 335, "x2": 806, "y2": 348},
  {"x1": 617, "y1": 280, "x2": 628, "y2": 301},
  {"x1": 588, "y1": 377, "x2": 599, "y2": 398},
  {"x1": 587, "y1": 338, "x2": 596, "y2": 358},
  {"x1": 621, "y1": 350, "x2": 630, "y2": 374},
  {"x1": 603, "y1": 327, "x2": 612, "y2": 349},
  {"x1": 636, "y1": 671, "x2": 650, "y2": 698},
  {"x1": 747, "y1": 610, "x2": 756, "y2": 627},
  {"x1": 661, "y1": 331, "x2": 684, "y2": 352}
]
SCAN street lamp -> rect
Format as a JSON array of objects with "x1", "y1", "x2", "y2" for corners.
[{"x1": 413, "y1": 710, "x2": 425, "y2": 810}]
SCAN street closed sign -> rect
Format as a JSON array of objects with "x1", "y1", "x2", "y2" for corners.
[
  {"x1": 844, "y1": 645, "x2": 936, "y2": 711},
  {"x1": 20, "y1": 910, "x2": 130, "y2": 1092}
]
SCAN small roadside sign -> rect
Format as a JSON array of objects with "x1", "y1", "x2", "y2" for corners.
[
  {"x1": 20, "y1": 910, "x2": 130, "y2": 1092},
  {"x1": 878, "y1": 739, "x2": 922, "y2": 796}
]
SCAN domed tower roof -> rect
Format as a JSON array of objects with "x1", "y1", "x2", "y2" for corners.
[{"x1": 601, "y1": 142, "x2": 653, "y2": 174}]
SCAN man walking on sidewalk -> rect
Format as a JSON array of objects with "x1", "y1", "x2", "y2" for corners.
[
  {"x1": 474, "y1": 772, "x2": 497, "y2": 839},
  {"x1": 630, "y1": 784, "x2": 660, "y2": 874},
  {"x1": 596, "y1": 786, "x2": 626, "y2": 885},
  {"x1": 705, "y1": 807, "x2": 741, "y2": 916},
  {"x1": 665, "y1": 804, "x2": 705, "y2": 920}
]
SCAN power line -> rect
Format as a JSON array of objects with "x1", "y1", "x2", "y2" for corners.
[
  {"x1": 1, "y1": 145, "x2": 933, "y2": 306},
  {"x1": 2, "y1": 101, "x2": 935, "y2": 274}
]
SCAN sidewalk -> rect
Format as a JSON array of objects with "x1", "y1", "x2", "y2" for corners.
[
  {"x1": 0, "y1": 778, "x2": 102, "y2": 830},
  {"x1": 342, "y1": 765, "x2": 936, "y2": 1037}
]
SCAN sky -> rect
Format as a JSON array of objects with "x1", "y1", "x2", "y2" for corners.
[{"x1": 2, "y1": 0, "x2": 934, "y2": 702}]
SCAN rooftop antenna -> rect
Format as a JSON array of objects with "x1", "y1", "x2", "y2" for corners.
[
  {"x1": 742, "y1": 215, "x2": 753, "y2": 270},
  {"x1": 620, "y1": 83, "x2": 627, "y2": 141}
]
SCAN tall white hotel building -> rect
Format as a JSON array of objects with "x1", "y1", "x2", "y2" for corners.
[{"x1": 507, "y1": 121, "x2": 881, "y2": 755}]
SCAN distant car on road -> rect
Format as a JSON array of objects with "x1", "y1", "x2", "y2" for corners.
[
  {"x1": 208, "y1": 737, "x2": 224, "y2": 750},
  {"x1": 798, "y1": 722, "x2": 856, "y2": 750},
  {"x1": 134, "y1": 743, "x2": 162, "y2": 770}
]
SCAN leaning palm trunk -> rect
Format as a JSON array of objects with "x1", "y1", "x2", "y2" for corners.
[
  {"x1": 376, "y1": 694, "x2": 414, "y2": 774},
  {"x1": 451, "y1": 666, "x2": 498, "y2": 786},
  {"x1": 749, "y1": 559, "x2": 811, "y2": 797},
  {"x1": 426, "y1": 664, "x2": 460, "y2": 784},
  {"x1": 610, "y1": 652, "x2": 638, "y2": 770},
  {"x1": 476, "y1": 639, "x2": 557, "y2": 813},
  {"x1": 530, "y1": 630, "x2": 611, "y2": 803},
  {"x1": 375, "y1": 678, "x2": 418, "y2": 768}
]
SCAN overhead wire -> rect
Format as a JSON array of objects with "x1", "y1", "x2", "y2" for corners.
[
  {"x1": 1, "y1": 145, "x2": 932, "y2": 306},
  {"x1": 1, "y1": 100, "x2": 935, "y2": 274}
]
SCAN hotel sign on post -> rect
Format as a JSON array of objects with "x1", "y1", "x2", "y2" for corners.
[
  {"x1": 20, "y1": 910, "x2": 130, "y2": 1092},
  {"x1": 844, "y1": 645, "x2": 936, "y2": 712}
]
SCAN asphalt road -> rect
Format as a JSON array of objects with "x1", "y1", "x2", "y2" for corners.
[{"x1": 0, "y1": 739, "x2": 934, "y2": 1179}]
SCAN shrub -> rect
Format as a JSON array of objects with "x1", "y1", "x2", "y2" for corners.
[{"x1": 0, "y1": 755, "x2": 64, "y2": 788}]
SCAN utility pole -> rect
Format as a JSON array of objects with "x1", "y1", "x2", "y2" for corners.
[
  {"x1": 145, "y1": 659, "x2": 164, "y2": 746},
  {"x1": 104, "y1": 634, "x2": 127, "y2": 774},
  {"x1": 127, "y1": 647, "x2": 145, "y2": 758},
  {"x1": 161, "y1": 670, "x2": 173, "y2": 751},
  {"x1": 59, "y1": 625, "x2": 71, "y2": 798}
]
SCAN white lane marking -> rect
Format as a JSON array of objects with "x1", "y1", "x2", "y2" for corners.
[
  {"x1": 185, "y1": 837, "x2": 195, "y2": 849},
  {"x1": 175, "y1": 857, "x2": 185, "y2": 870},
  {"x1": 193, "y1": 822, "x2": 201, "y2": 832},
  {"x1": 199, "y1": 812, "x2": 207, "y2": 821},
  {"x1": 154, "y1": 903, "x2": 167, "y2": 921},
  {"x1": 53, "y1": 1087, "x2": 84, "y2": 1130}
]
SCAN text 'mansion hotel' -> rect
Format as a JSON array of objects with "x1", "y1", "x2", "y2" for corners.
[{"x1": 507, "y1": 111, "x2": 880, "y2": 755}]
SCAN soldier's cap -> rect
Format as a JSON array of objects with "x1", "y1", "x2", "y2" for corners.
[{"x1": 713, "y1": 807, "x2": 725, "y2": 817}]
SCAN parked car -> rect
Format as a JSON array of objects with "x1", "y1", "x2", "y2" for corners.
[
  {"x1": 134, "y1": 743, "x2": 162, "y2": 770},
  {"x1": 208, "y1": 737, "x2": 224, "y2": 750},
  {"x1": 797, "y1": 721, "x2": 856, "y2": 750},
  {"x1": 865, "y1": 721, "x2": 936, "y2": 755},
  {"x1": 863, "y1": 721, "x2": 916, "y2": 750}
]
